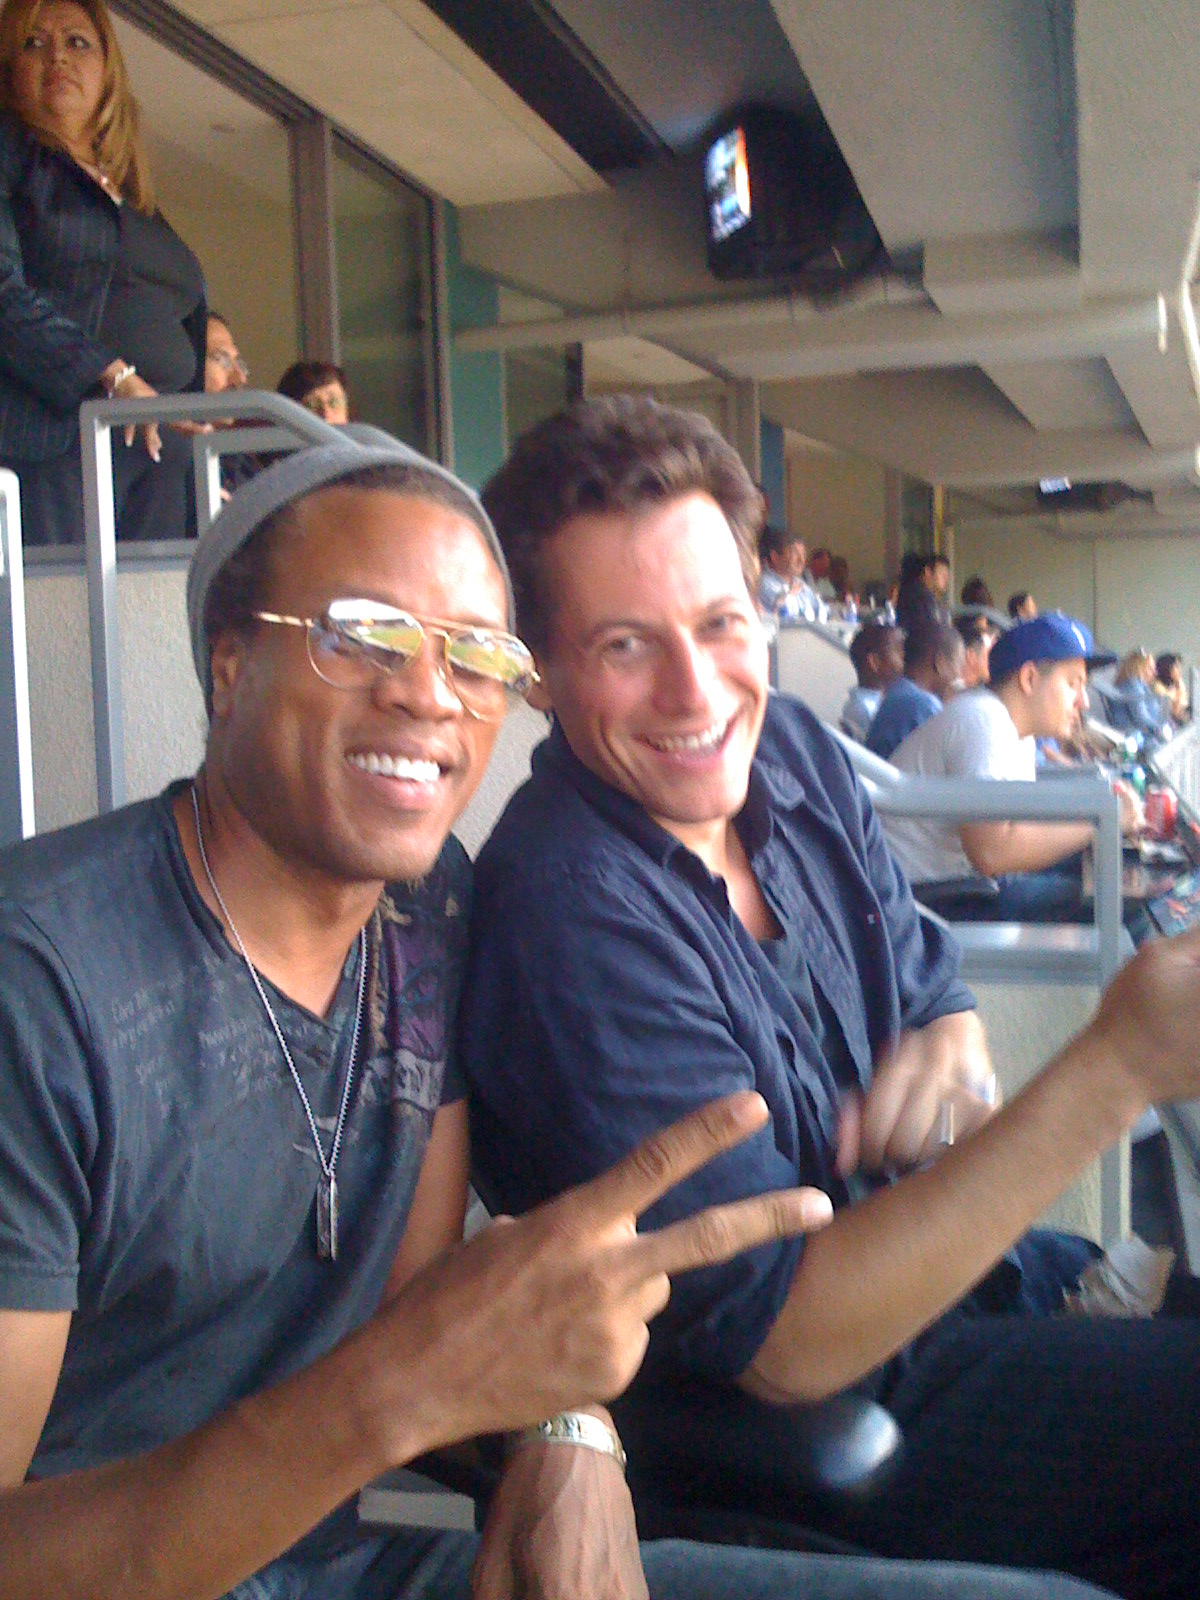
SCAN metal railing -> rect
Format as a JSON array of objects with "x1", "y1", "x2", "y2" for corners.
[
  {"x1": 830, "y1": 727, "x2": 1129, "y2": 1240},
  {"x1": 1148, "y1": 719, "x2": 1200, "y2": 810},
  {"x1": 78, "y1": 390, "x2": 342, "y2": 813},
  {"x1": 873, "y1": 774, "x2": 1124, "y2": 979},
  {"x1": 0, "y1": 468, "x2": 34, "y2": 845},
  {"x1": 830, "y1": 726, "x2": 1125, "y2": 983}
]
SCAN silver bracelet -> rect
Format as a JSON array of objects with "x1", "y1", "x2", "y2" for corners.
[
  {"x1": 513, "y1": 1411, "x2": 627, "y2": 1472},
  {"x1": 104, "y1": 361, "x2": 137, "y2": 395}
]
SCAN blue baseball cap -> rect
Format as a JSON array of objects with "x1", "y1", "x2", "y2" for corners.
[{"x1": 988, "y1": 613, "x2": 1116, "y2": 683}]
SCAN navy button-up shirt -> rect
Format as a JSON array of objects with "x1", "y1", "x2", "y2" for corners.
[{"x1": 462, "y1": 694, "x2": 975, "y2": 1381}]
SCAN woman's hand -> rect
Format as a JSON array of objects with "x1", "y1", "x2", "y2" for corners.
[
  {"x1": 100, "y1": 363, "x2": 212, "y2": 459},
  {"x1": 101, "y1": 362, "x2": 162, "y2": 459}
]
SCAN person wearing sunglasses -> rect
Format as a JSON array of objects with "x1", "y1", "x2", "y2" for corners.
[{"x1": 0, "y1": 425, "x2": 1100, "y2": 1600}]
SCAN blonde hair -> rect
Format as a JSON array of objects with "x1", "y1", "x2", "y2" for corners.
[
  {"x1": 0, "y1": 0, "x2": 154, "y2": 211},
  {"x1": 1115, "y1": 648, "x2": 1154, "y2": 686}
]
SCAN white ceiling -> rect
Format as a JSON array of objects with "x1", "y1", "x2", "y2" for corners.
[
  {"x1": 169, "y1": 0, "x2": 603, "y2": 203},
  {"x1": 134, "y1": 0, "x2": 1200, "y2": 532},
  {"x1": 116, "y1": 15, "x2": 289, "y2": 202},
  {"x1": 459, "y1": 0, "x2": 1200, "y2": 533}
]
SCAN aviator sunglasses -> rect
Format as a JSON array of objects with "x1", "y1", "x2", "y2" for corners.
[{"x1": 253, "y1": 598, "x2": 538, "y2": 722}]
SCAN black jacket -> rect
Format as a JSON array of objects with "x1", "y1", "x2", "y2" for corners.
[{"x1": 0, "y1": 114, "x2": 205, "y2": 462}]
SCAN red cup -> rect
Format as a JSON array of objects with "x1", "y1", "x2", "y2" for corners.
[{"x1": 1145, "y1": 786, "x2": 1178, "y2": 840}]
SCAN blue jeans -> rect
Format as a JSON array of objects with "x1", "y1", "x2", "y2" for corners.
[
  {"x1": 223, "y1": 1525, "x2": 1116, "y2": 1599},
  {"x1": 924, "y1": 859, "x2": 1089, "y2": 924}
]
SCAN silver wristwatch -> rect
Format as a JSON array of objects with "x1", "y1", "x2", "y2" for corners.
[{"x1": 514, "y1": 1410, "x2": 627, "y2": 1472}]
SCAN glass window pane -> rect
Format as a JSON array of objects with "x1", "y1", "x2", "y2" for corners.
[
  {"x1": 115, "y1": 18, "x2": 298, "y2": 395},
  {"x1": 505, "y1": 348, "x2": 574, "y2": 448},
  {"x1": 332, "y1": 143, "x2": 433, "y2": 450}
]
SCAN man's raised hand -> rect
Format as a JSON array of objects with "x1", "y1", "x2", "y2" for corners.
[{"x1": 382, "y1": 1092, "x2": 832, "y2": 1453}]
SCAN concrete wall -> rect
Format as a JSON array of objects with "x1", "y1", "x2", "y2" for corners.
[
  {"x1": 972, "y1": 980, "x2": 1117, "y2": 1244},
  {"x1": 24, "y1": 562, "x2": 204, "y2": 835},
  {"x1": 953, "y1": 520, "x2": 1200, "y2": 656},
  {"x1": 785, "y1": 444, "x2": 889, "y2": 595},
  {"x1": 952, "y1": 520, "x2": 1095, "y2": 630}
]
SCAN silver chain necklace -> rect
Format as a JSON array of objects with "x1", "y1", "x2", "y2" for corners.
[{"x1": 189, "y1": 784, "x2": 366, "y2": 1261}]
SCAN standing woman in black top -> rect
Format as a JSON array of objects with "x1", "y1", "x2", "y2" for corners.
[{"x1": 0, "y1": 0, "x2": 206, "y2": 545}]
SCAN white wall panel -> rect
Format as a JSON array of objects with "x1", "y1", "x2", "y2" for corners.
[{"x1": 25, "y1": 566, "x2": 205, "y2": 835}]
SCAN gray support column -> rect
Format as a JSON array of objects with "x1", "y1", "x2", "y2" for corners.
[
  {"x1": 0, "y1": 470, "x2": 34, "y2": 842},
  {"x1": 883, "y1": 466, "x2": 903, "y2": 583},
  {"x1": 78, "y1": 407, "x2": 125, "y2": 813},
  {"x1": 431, "y1": 197, "x2": 455, "y2": 470},
  {"x1": 727, "y1": 379, "x2": 761, "y2": 482},
  {"x1": 290, "y1": 115, "x2": 341, "y2": 363}
]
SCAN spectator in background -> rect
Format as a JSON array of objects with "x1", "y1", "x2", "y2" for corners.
[
  {"x1": 1156, "y1": 652, "x2": 1190, "y2": 724},
  {"x1": 955, "y1": 612, "x2": 998, "y2": 689},
  {"x1": 807, "y1": 544, "x2": 835, "y2": 599},
  {"x1": 1008, "y1": 590, "x2": 1038, "y2": 622},
  {"x1": 960, "y1": 574, "x2": 994, "y2": 609},
  {"x1": 828, "y1": 553, "x2": 857, "y2": 608},
  {"x1": 1111, "y1": 647, "x2": 1172, "y2": 743},
  {"x1": 0, "y1": 0, "x2": 207, "y2": 545},
  {"x1": 865, "y1": 614, "x2": 964, "y2": 760},
  {"x1": 201, "y1": 311, "x2": 258, "y2": 501},
  {"x1": 277, "y1": 359, "x2": 351, "y2": 425},
  {"x1": 841, "y1": 618, "x2": 904, "y2": 741},
  {"x1": 894, "y1": 551, "x2": 951, "y2": 634},
  {"x1": 204, "y1": 312, "x2": 248, "y2": 398},
  {"x1": 884, "y1": 615, "x2": 1142, "y2": 921},
  {"x1": 756, "y1": 525, "x2": 827, "y2": 622},
  {"x1": 927, "y1": 552, "x2": 951, "y2": 603}
]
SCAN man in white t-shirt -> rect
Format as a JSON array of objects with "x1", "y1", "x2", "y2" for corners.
[{"x1": 883, "y1": 614, "x2": 1140, "y2": 919}]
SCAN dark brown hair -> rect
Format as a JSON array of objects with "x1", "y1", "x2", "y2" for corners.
[
  {"x1": 277, "y1": 360, "x2": 350, "y2": 409},
  {"x1": 483, "y1": 394, "x2": 764, "y2": 653}
]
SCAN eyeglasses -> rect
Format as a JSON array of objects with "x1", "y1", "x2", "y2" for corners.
[
  {"x1": 207, "y1": 350, "x2": 249, "y2": 379},
  {"x1": 252, "y1": 598, "x2": 538, "y2": 722}
]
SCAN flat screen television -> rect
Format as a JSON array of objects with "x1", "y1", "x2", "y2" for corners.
[
  {"x1": 703, "y1": 105, "x2": 881, "y2": 286},
  {"x1": 1036, "y1": 479, "x2": 1150, "y2": 513}
]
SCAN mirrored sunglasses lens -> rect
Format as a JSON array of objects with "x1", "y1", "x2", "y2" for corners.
[
  {"x1": 445, "y1": 631, "x2": 529, "y2": 685},
  {"x1": 308, "y1": 616, "x2": 422, "y2": 686},
  {"x1": 355, "y1": 618, "x2": 426, "y2": 658}
]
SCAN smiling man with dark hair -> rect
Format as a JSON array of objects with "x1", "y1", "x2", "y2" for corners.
[{"x1": 462, "y1": 395, "x2": 1200, "y2": 1599}]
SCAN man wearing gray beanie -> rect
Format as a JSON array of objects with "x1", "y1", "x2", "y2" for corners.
[{"x1": 0, "y1": 429, "x2": 1113, "y2": 1600}]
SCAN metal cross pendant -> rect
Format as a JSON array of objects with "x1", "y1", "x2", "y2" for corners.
[{"x1": 316, "y1": 1171, "x2": 339, "y2": 1261}]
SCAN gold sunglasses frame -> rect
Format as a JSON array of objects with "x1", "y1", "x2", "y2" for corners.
[{"x1": 252, "y1": 603, "x2": 538, "y2": 723}]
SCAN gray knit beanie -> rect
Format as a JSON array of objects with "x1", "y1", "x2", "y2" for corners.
[{"x1": 186, "y1": 426, "x2": 513, "y2": 697}]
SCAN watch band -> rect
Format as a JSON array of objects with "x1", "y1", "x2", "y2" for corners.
[{"x1": 514, "y1": 1411, "x2": 627, "y2": 1472}]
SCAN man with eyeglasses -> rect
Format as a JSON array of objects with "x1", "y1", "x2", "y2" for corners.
[
  {"x1": 0, "y1": 428, "x2": 1101, "y2": 1600},
  {"x1": 201, "y1": 312, "x2": 259, "y2": 503},
  {"x1": 205, "y1": 313, "x2": 250, "y2": 397}
]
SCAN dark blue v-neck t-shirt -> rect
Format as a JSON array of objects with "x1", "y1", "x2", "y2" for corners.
[{"x1": 0, "y1": 785, "x2": 468, "y2": 1480}]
